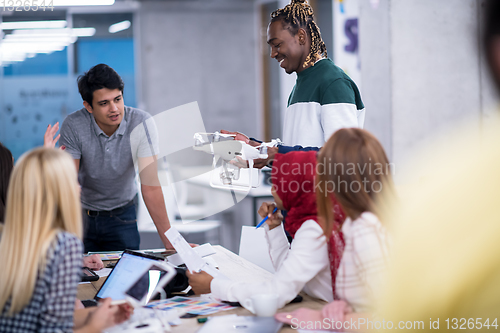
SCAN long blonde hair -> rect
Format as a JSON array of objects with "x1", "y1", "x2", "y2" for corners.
[{"x1": 0, "y1": 148, "x2": 82, "y2": 315}]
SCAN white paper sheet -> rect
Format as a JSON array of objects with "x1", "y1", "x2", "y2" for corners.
[
  {"x1": 167, "y1": 243, "x2": 216, "y2": 266},
  {"x1": 165, "y1": 227, "x2": 222, "y2": 278},
  {"x1": 95, "y1": 268, "x2": 112, "y2": 278},
  {"x1": 238, "y1": 226, "x2": 276, "y2": 273}
]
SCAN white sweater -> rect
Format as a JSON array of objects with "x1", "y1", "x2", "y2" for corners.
[
  {"x1": 336, "y1": 212, "x2": 389, "y2": 312},
  {"x1": 283, "y1": 58, "x2": 365, "y2": 148},
  {"x1": 211, "y1": 220, "x2": 333, "y2": 309}
]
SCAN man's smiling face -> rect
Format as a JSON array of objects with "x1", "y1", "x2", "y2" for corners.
[{"x1": 267, "y1": 20, "x2": 306, "y2": 74}]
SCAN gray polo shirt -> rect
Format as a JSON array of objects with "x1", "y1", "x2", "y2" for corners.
[{"x1": 60, "y1": 106, "x2": 158, "y2": 211}]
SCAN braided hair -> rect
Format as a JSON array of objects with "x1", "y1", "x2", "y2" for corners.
[{"x1": 271, "y1": 0, "x2": 327, "y2": 68}]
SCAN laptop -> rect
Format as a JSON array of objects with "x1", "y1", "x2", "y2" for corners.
[{"x1": 83, "y1": 249, "x2": 175, "y2": 307}]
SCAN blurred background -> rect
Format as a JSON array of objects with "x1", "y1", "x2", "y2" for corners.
[{"x1": 0, "y1": 0, "x2": 498, "y2": 250}]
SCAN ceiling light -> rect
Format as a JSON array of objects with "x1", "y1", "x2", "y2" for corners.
[
  {"x1": 109, "y1": 20, "x2": 131, "y2": 34},
  {"x1": 52, "y1": 0, "x2": 114, "y2": 6},
  {"x1": 2, "y1": 36, "x2": 77, "y2": 43},
  {"x1": 0, "y1": 20, "x2": 67, "y2": 30},
  {"x1": 1, "y1": 42, "x2": 68, "y2": 52},
  {"x1": 10, "y1": 27, "x2": 96, "y2": 37}
]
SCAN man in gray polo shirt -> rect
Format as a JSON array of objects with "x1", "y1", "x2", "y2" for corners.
[{"x1": 59, "y1": 64, "x2": 172, "y2": 252}]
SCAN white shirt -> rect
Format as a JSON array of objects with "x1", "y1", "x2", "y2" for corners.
[
  {"x1": 211, "y1": 220, "x2": 333, "y2": 309},
  {"x1": 336, "y1": 212, "x2": 389, "y2": 312}
]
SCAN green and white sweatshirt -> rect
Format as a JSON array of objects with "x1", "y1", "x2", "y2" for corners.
[{"x1": 279, "y1": 58, "x2": 365, "y2": 153}]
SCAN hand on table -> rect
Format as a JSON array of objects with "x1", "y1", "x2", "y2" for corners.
[
  {"x1": 321, "y1": 300, "x2": 353, "y2": 323},
  {"x1": 82, "y1": 254, "x2": 104, "y2": 271},
  {"x1": 75, "y1": 299, "x2": 85, "y2": 310},
  {"x1": 275, "y1": 308, "x2": 323, "y2": 327},
  {"x1": 114, "y1": 301, "x2": 134, "y2": 324},
  {"x1": 86, "y1": 298, "x2": 133, "y2": 331},
  {"x1": 186, "y1": 270, "x2": 213, "y2": 295},
  {"x1": 275, "y1": 301, "x2": 352, "y2": 330},
  {"x1": 258, "y1": 202, "x2": 283, "y2": 230}
]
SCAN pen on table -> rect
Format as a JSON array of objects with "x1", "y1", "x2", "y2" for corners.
[{"x1": 255, "y1": 207, "x2": 278, "y2": 229}]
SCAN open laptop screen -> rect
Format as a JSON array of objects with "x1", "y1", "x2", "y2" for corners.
[{"x1": 95, "y1": 250, "x2": 164, "y2": 301}]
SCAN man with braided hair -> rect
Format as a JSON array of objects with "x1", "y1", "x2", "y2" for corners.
[{"x1": 224, "y1": 0, "x2": 364, "y2": 168}]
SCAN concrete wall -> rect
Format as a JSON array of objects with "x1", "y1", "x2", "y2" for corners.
[
  {"x1": 137, "y1": 0, "x2": 260, "y2": 137},
  {"x1": 134, "y1": 0, "x2": 500, "y2": 172},
  {"x1": 136, "y1": 1, "x2": 263, "y2": 251},
  {"x1": 359, "y1": 0, "x2": 499, "y2": 167},
  {"x1": 359, "y1": 0, "x2": 393, "y2": 159}
]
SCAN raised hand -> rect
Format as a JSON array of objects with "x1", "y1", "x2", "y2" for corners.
[{"x1": 44, "y1": 122, "x2": 63, "y2": 149}]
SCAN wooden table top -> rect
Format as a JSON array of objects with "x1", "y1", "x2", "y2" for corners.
[{"x1": 78, "y1": 245, "x2": 326, "y2": 332}]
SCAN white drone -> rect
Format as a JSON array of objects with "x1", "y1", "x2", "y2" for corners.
[{"x1": 193, "y1": 131, "x2": 281, "y2": 191}]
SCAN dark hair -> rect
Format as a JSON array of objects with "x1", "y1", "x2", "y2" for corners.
[
  {"x1": 316, "y1": 128, "x2": 394, "y2": 236},
  {"x1": 77, "y1": 64, "x2": 124, "y2": 106},
  {"x1": 484, "y1": 0, "x2": 500, "y2": 46},
  {"x1": 484, "y1": 0, "x2": 500, "y2": 91},
  {"x1": 0, "y1": 143, "x2": 13, "y2": 223},
  {"x1": 271, "y1": 0, "x2": 327, "y2": 69}
]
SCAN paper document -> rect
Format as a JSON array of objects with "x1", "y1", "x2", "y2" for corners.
[
  {"x1": 239, "y1": 226, "x2": 275, "y2": 273},
  {"x1": 167, "y1": 243, "x2": 216, "y2": 266},
  {"x1": 95, "y1": 268, "x2": 112, "y2": 278},
  {"x1": 164, "y1": 228, "x2": 222, "y2": 277}
]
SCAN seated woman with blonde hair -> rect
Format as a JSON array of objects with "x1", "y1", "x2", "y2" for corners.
[{"x1": 0, "y1": 148, "x2": 130, "y2": 332}]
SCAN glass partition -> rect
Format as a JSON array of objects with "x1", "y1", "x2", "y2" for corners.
[{"x1": 0, "y1": 10, "x2": 136, "y2": 159}]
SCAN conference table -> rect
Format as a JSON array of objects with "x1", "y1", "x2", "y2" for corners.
[{"x1": 78, "y1": 245, "x2": 327, "y2": 332}]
